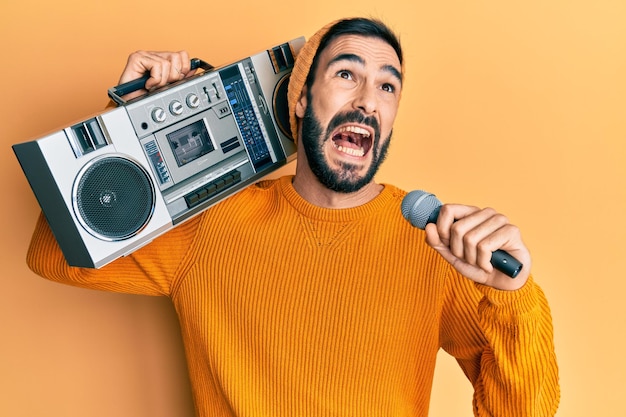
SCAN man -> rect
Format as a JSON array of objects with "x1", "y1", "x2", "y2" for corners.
[{"x1": 27, "y1": 17, "x2": 560, "y2": 416}]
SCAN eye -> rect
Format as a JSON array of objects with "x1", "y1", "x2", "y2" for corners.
[
  {"x1": 381, "y1": 82, "x2": 396, "y2": 94},
  {"x1": 336, "y1": 70, "x2": 353, "y2": 80}
]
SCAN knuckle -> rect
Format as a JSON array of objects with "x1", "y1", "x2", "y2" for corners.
[
  {"x1": 128, "y1": 50, "x2": 145, "y2": 62},
  {"x1": 494, "y1": 212, "x2": 509, "y2": 224},
  {"x1": 482, "y1": 208, "x2": 510, "y2": 226},
  {"x1": 462, "y1": 231, "x2": 480, "y2": 248},
  {"x1": 504, "y1": 223, "x2": 521, "y2": 238},
  {"x1": 449, "y1": 220, "x2": 464, "y2": 236},
  {"x1": 482, "y1": 207, "x2": 497, "y2": 216},
  {"x1": 476, "y1": 239, "x2": 491, "y2": 253},
  {"x1": 439, "y1": 204, "x2": 458, "y2": 227}
]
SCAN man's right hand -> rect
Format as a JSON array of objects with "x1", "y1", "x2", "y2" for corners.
[{"x1": 118, "y1": 50, "x2": 195, "y2": 100}]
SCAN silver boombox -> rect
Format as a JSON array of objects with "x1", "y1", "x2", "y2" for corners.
[{"x1": 13, "y1": 37, "x2": 305, "y2": 268}]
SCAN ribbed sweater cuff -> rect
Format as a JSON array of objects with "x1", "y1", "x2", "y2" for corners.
[{"x1": 475, "y1": 275, "x2": 540, "y2": 320}]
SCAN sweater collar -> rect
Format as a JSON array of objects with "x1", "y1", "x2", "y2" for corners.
[{"x1": 278, "y1": 176, "x2": 397, "y2": 222}]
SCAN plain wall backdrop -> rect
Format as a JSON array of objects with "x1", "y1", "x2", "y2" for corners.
[{"x1": 1, "y1": 1, "x2": 625, "y2": 416}]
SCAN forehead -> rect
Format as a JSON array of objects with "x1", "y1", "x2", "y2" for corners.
[{"x1": 317, "y1": 34, "x2": 402, "y2": 73}]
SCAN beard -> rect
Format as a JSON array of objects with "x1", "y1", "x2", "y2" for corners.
[{"x1": 300, "y1": 104, "x2": 392, "y2": 193}]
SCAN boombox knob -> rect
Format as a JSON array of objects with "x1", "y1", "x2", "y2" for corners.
[
  {"x1": 151, "y1": 107, "x2": 166, "y2": 123},
  {"x1": 169, "y1": 100, "x2": 184, "y2": 116},
  {"x1": 186, "y1": 93, "x2": 201, "y2": 108}
]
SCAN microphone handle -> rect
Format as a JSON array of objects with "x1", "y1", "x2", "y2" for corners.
[
  {"x1": 427, "y1": 206, "x2": 523, "y2": 278},
  {"x1": 491, "y1": 249, "x2": 523, "y2": 278}
]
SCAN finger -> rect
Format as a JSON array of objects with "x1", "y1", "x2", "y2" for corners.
[
  {"x1": 118, "y1": 51, "x2": 151, "y2": 85},
  {"x1": 146, "y1": 51, "x2": 196, "y2": 87},
  {"x1": 474, "y1": 223, "x2": 524, "y2": 273},
  {"x1": 424, "y1": 222, "x2": 444, "y2": 250},
  {"x1": 116, "y1": 51, "x2": 194, "y2": 102},
  {"x1": 165, "y1": 52, "x2": 185, "y2": 81},
  {"x1": 450, "y1": 208, "x2": 508, "y2": 267},
  {"x1": 425, "y1": 222, "x2": 489, "y2": 282},
  {"x1": 435, "y1": 204, "x2": 480, "y2": 246},
  {"x1": 177, "y1": 50, "x2": 192, "y2": 76},
  {"x1": 144, "y1": 52, "x2": 173, "y2": 90},
  {"x1": 177, "y1": 51, "x2": 200, "y2": 80},
  {"x1": 425, "y1": 222, "x2": 460, "y2": 270},
  {"x1": 117, "y1": 51, "x2": 165, "y2": 92}
]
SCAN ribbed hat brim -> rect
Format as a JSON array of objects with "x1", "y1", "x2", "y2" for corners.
[{"x1": 287, "y1": 20, "x2": 338, "y2": 142}]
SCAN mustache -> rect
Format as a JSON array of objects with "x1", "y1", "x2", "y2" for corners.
[{"x1": 326, "y1": 111, "x2": 380, "y2": 138}]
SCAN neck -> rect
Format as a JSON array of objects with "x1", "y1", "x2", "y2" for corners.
[{"x1": 292, "y1": 168, "x2": 383, "y2": 209}]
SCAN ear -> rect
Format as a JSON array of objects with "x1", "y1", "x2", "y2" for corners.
[{"x1": 295, "y1": 85, "x2": 308, "y2": 118}]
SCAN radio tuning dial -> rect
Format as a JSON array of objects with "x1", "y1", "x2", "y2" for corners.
[
  {"x1": 151, "y1": 107, "x2": 166, "y2": 123},
  {"x1": 186, "y1": 93, "x2": 200, "y2": 108},
  {"x1": 170, "y1": 100, "x2": 184, "y2": 116}
]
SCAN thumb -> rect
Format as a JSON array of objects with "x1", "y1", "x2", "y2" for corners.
[
  {"x1": 424, "y1": 222, "x2": 446, "y2": 250},
  {"x1": 424, "y1": 222, "x2": 470, "y2": 276}
]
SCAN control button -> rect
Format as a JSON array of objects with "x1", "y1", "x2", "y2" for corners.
[
  {"x1": 185, "y1": 193, "x2": 200, "y2": 206},
  {"x1": 212, "y1": 82, "x2": 221, "y2": 99},
  {"x1": 205, "y1": 184, "x2": 217, "y2": 196},
  {"x1": 197, "y1": 188, "x2": 208, "y2": 200},
  {"x1": 186, "y1": 93, "x2": 200, "y2": 108},
  {"x1": 151, "y1": 107, "x2": 166, "y2": 123},
  {"x1": 183, "y1": 170, "x2": 243, "y2": 208},
  {"x1": 170, "y1": 100, "x2": 184, "y2": 116},
  {"x1": 208, "y1": 88, "x2": 218, "y2": 102}
]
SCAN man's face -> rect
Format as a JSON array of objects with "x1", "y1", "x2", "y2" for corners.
[{"x1": 295, "y1": 34, "x2": 403, "y2": 193}]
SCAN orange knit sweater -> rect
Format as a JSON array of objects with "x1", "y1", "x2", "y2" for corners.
[{"x1": 27, "y1": 176, "x2": 559, "y2": 416}]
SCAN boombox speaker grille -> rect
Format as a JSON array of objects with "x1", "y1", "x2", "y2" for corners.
[{"x1": 74, "y1": 155, "x2": 155, "y2": 241}]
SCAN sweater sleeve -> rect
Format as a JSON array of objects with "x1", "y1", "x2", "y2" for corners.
[
  {"x1": 439, "y1": 271, "x2": 560, "y2": 416},
  {"x1": 26, "y1": 212, "x2": 201, "y2": 296}
]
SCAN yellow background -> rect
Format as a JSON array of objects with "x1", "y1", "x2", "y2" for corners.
[{"x1": 1, "y1": 1, "x2": 625, "y2": 416}]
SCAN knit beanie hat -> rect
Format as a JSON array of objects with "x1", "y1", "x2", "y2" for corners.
[{"x1": 287, "y1": 20, "x2": 337, "y2": 142}]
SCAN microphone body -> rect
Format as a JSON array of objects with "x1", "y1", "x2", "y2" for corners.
[{"x1": 401, "y1": 190, "x2": 523, "y2": 279}]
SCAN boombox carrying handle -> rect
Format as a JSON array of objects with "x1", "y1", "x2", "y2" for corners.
[{"x1": 107, "y1": 58, "x2": 214, "y2": 106}]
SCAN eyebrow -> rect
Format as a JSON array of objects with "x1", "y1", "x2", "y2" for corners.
[{"x1": 327, "y1": 53, "x2": 403, "y2": 85}]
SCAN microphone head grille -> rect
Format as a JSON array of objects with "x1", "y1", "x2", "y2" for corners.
[{"x1": 401, "y1": 190, "x2": 442, "y2": 229}]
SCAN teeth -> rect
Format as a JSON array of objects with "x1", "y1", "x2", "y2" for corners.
[
  {"x1": 337, "y1": 125, "x2": 371, "y2": 137},
  {"x1": 332, "y1": 125, "x2": 369, "y2": 157},
  {"x1": 335, "y1": 143, "x2": 365, "y2": 157}
]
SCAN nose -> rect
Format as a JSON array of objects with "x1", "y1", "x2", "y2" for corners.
[{"x1": 352, "y1": 83, "x2": 378, "y2": 115}]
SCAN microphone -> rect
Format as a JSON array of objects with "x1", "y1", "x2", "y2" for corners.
[{"x1": 401, "y1": 190, "x2": 523, "y2": 278}]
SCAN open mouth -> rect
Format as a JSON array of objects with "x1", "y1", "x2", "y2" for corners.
[{"x1": 331, "y1": 125, "x2": 373, "y2": 157}]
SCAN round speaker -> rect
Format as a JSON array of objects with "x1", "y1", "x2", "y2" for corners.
[
  {"x1": 273, "y1": 74, "x2": 294, "y2": 141},
  {"x1": 73, "y1": 155, "x2": 156, "y2": 241}
]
